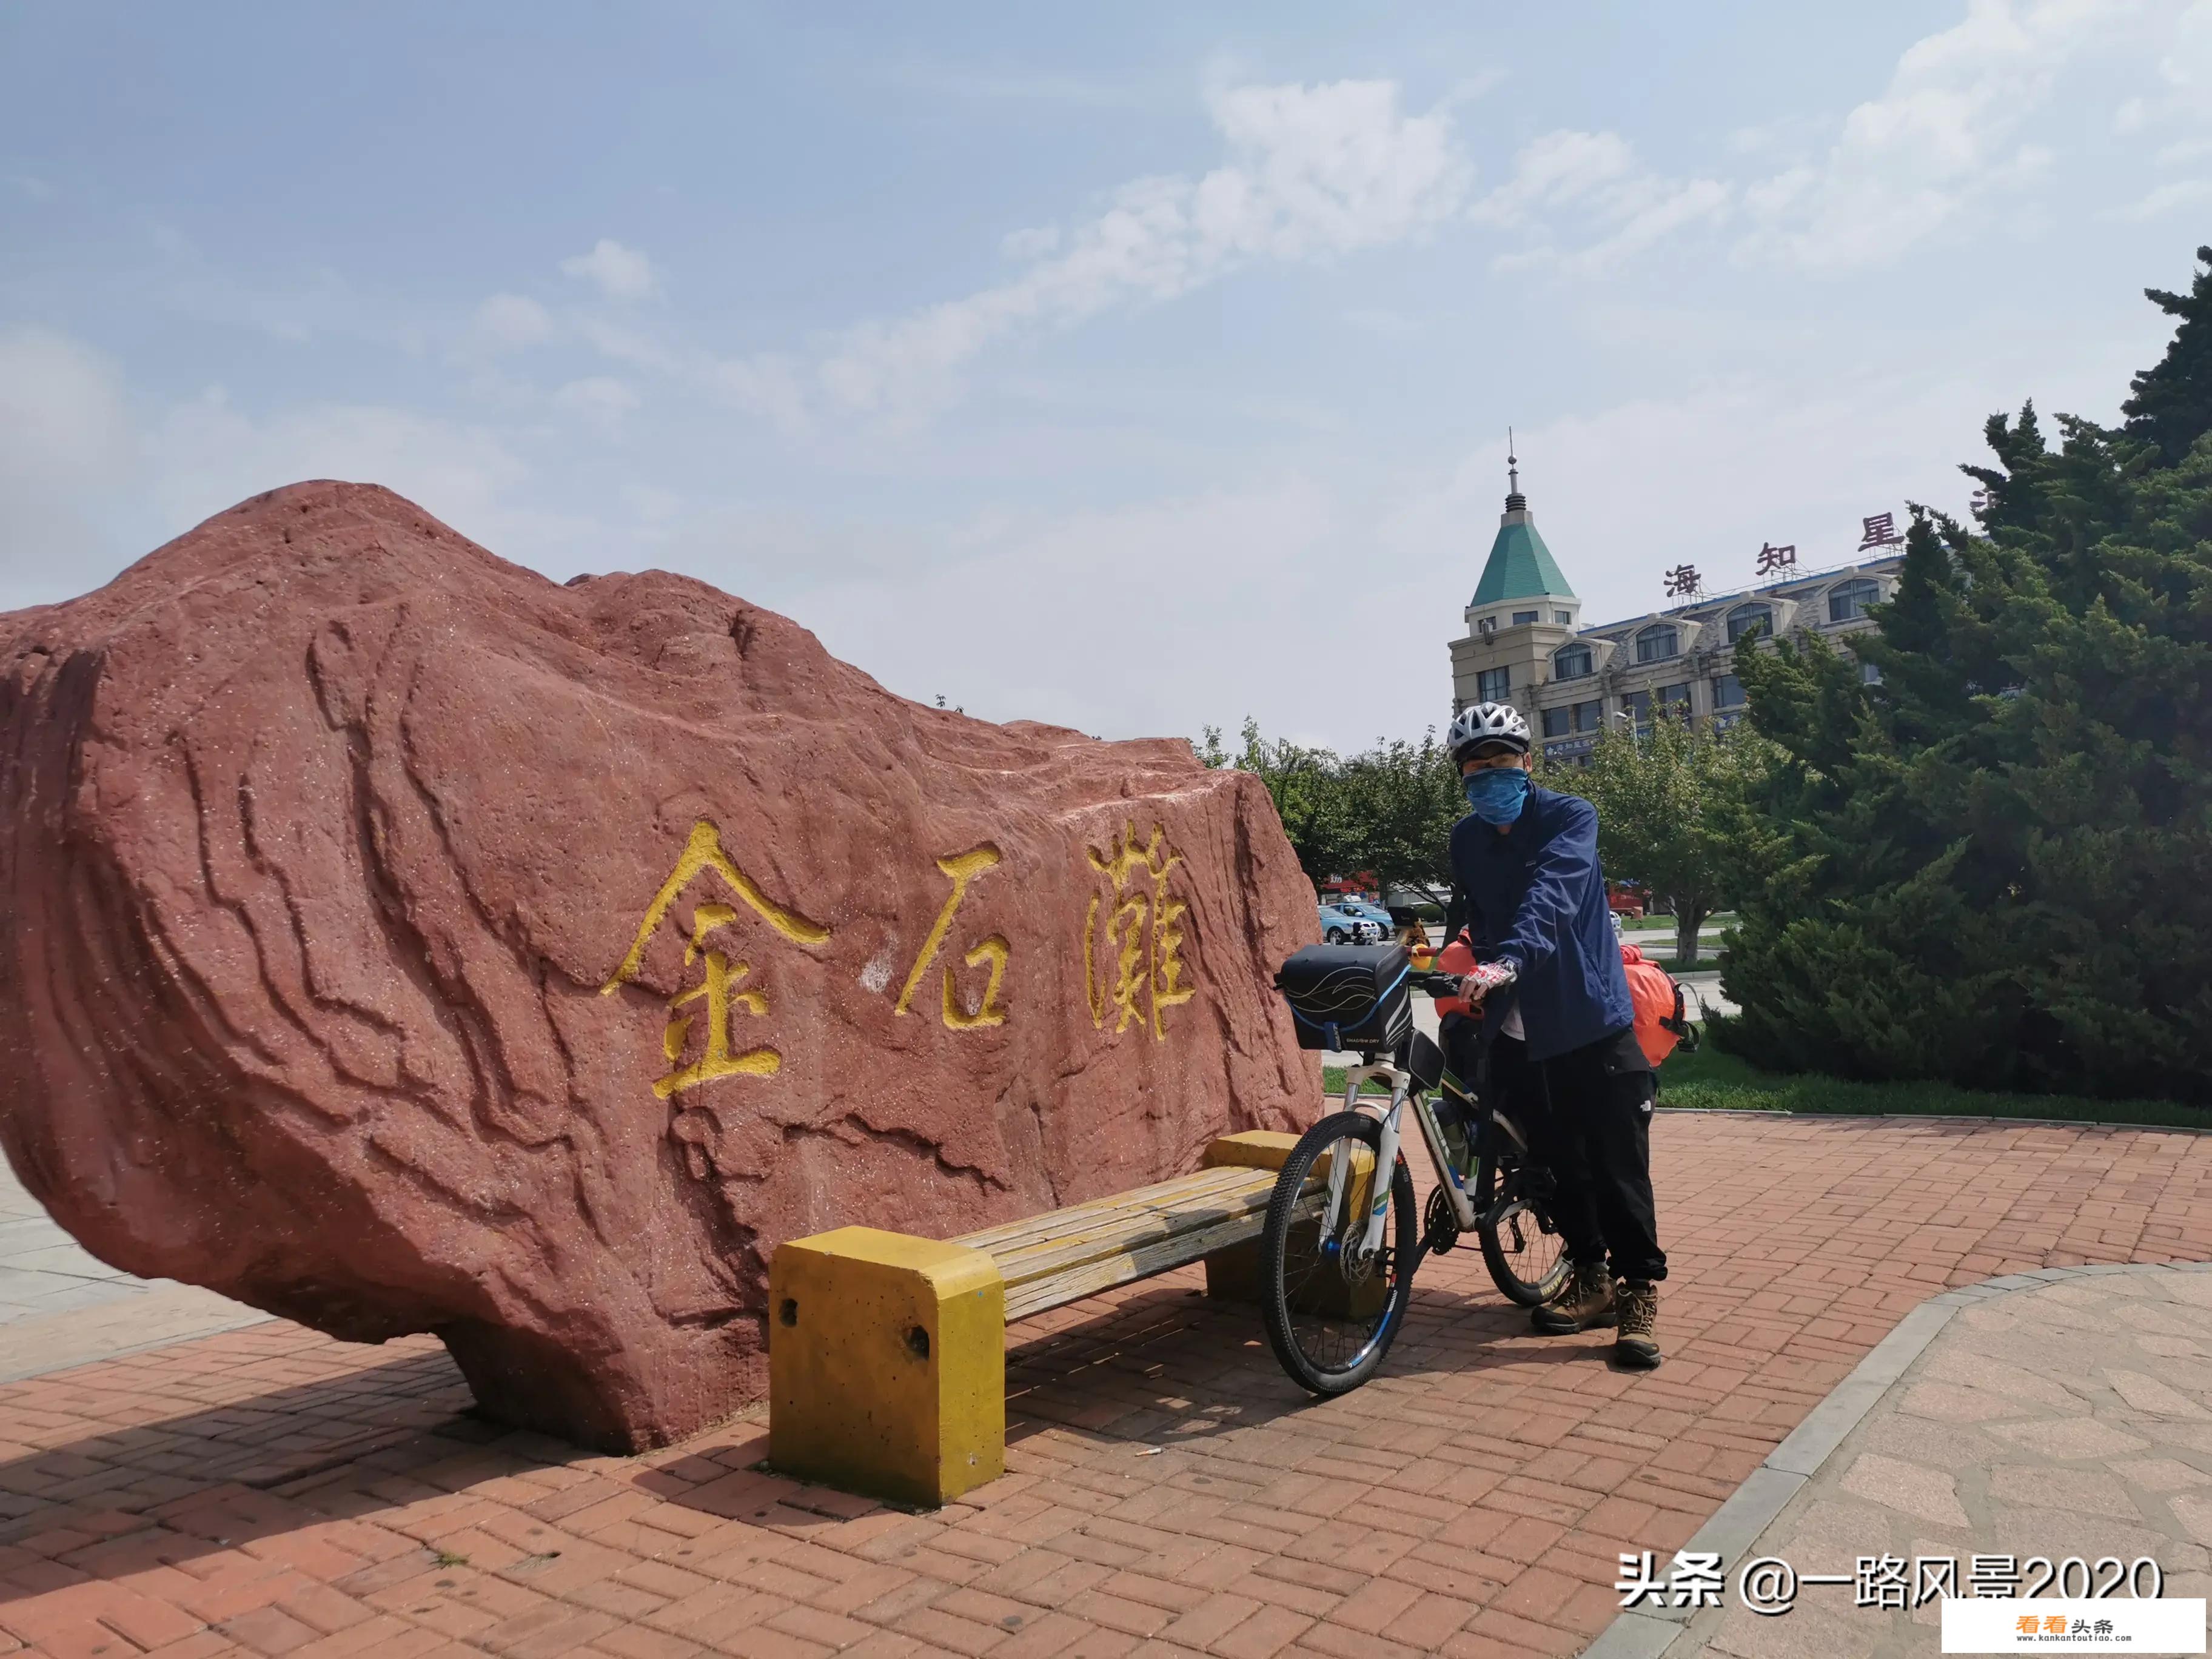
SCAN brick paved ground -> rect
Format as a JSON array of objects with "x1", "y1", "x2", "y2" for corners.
[
  {"x1": 1674, "y1": 1264, "x2": 2212, "y2": 1657},
  {"x1": 3, "y1": 1112, "x2": 2210, "y2": 1659},
  {"x1": 0, "y1": 1159, "x2": 267, "y2": 1385}
]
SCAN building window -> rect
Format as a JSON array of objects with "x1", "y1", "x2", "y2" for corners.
[
  {"x1": 1512, "y1": 609, "x2": 1539, "y2": 626},
  {"x1": 1574, "y1": 699, "x2": 1601, "y2": 732},
  {"x1": 1553, "y1": 644, "x2": 1594, "y2": 681},
  {"x1": 1726, "y1": 604, "x2": 1772, "y2": 644},
  {"x1": 1713, "y1": 672, "x2": 1746, "y2": 709},
  {"x1": 1658, "y1": 682, "x2": 1690, "y2": 712},
  {"x1": 1542, "y1": 706, "x2": 1570, "y2": 738},
  {"x1": 1862, "y1": 660, "x2": 1883, "y2": 684},
  {"x1": 1476, "y1": 666, "x2": 1510, "y2": 702},
  {"x1": 1623, "y1": 689, "x2": 1652, "y2": 728},
  {"x1": 1828, "y1": 579, "x2": 1880, "y2": 623},
  {"x1": 1635, "y1": 625, "x2": 1679, "y2": 663}
]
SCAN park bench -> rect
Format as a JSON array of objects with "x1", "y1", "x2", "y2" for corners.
[{"x1": 768, "y1": 1128, "x2": 1323, "y2": 1506}]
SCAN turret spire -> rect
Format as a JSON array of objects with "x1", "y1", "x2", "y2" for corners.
[{"x1": 1505, "y1": 429, "x2": 1526, "y2": 512}]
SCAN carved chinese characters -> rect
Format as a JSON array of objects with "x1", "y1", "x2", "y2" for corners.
[
  {"x1": 1083, "y1": 822, "x2": 1196, "y2": 1042},
  {"x1": 602, "y1": 820, "x2": 832, "y2": 1108},
  {"x1": 602, "y1": 821, "x2": 1202, "y2": 1163},
  {"x1": 895, "y1": 845, "x2": 1009, "y2": 1030}
]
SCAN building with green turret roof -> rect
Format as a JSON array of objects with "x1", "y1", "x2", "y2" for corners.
[{"x1": 1449, "y1": 447, "x2": 1905, "y2": 765}]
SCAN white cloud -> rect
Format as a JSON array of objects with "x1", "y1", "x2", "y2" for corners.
[
  {"x1": 1563, "y1": 178, "x2": 1732, "y2": 275},
  {"x1": 551, "y1": 375, "x2": 642, "y2": 433},
  {"x1": 1344, "y1": 306, "x2": 1424, "y2": 339},
  {"x1": 561, "y1": 238, "x2": 658, "y2": 300},
  {"x1": 472, "y1": 292, "x2": 554, "y2": 350},
  {"x1": 2106, "y1": 176, "x2": 2212, "y2": 219},
  {"x1": 1471, "y1": 129, "x2": 1729, "y2": 273},
  {"x1": 1740, "y1": 0, "x2": 2125, "y2": 270},
  {"x1": 813, "y1": 78, "x2": 1470, "y2": 414},
  {"x1": 0, "y1": 329, "x2": 136, "y2": 602},
  {"x1": 1471, "y1": 130, "x2": 1636, "y2": 227},
  {"x1": 665, "y1": 478, "x2": 1354, "y2": 739},
  {"x1": 701, "y1": 353, "x2": 811, "y2": 434},
  {"x1": 2165, "y1": 0, "x2": 2212, "y2": 85},
  {"x1": 145, "y1": 389, "x2": 532, "y2": 547}
]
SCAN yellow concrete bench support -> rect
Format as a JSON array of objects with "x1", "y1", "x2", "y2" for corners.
[{"x1": 769, "y1": 1129, "x2": 1300, "y2": 1506}]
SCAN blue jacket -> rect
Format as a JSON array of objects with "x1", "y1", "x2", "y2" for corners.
[{"x1": 1448, "y1": 783, "x2": 1635, "y2": 1063}]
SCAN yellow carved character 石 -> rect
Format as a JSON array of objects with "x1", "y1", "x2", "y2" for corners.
[
  {"x1": 894, "y1": 845, "x2": 1009, "y2": 1030},
  {"x1": 1083, "y1": 821, "x2": 1197, "y2": 1041},
  {"x1": 602, "y1": 820, "x2": 830, "y2": 1100}
]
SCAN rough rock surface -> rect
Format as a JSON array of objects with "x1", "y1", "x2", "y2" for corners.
[{"x1": 0, "y1": 482, "x2": 1318, "y2": 1450}]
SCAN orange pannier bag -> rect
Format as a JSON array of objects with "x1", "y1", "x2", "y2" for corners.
[{"x1": 1620, "y1": 942, "x2": 1694, "y2": 1067}]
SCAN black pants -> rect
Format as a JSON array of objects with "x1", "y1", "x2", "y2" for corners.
[{"x1": 1489, "y1": 1027, "x2": 1666, "y2": 1284}]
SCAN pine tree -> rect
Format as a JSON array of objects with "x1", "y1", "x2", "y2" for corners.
[
  {"x1": 2123, "y1": 244, "x2": 2212, "y2": 467},
  {"x1": 1720, "y1": 246, "x2": 2212, "y2": 1102}
]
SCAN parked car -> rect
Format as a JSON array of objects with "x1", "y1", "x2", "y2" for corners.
[
  {"x1": 1607, "y1": 882, "x2": 1647, "y2": 920},
  {"x1": 1335, "y1": 897, "x2": 1396, "y2": 937},
  {"x1": 1316, "y1": 902, "x2": 1380, "y2": 945}
]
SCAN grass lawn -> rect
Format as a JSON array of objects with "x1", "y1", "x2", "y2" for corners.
[
  {"x1": 1324, "y1": 1045, "x2": 2212, "y2": 1130},
  {"x1": 1320, "y1": 1066, "x2": 1392, "y2": 1097},
  {"x1": 1658, "y1": 1044, "x2": 2212, "y2": 1131}
]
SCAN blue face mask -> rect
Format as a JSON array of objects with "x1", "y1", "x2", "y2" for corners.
[{"x1": 1463, "y1": 766, "x2": 1530, "y2": 825}]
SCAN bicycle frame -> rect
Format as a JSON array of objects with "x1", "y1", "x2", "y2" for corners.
[{"x1": 1322, "y1": 1057, "x2": 1483, "y2": 1259}]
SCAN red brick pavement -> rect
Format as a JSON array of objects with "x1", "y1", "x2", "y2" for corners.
[{"x1": 3, "y1": 1113, "x2": 2210, "y2": 1659}]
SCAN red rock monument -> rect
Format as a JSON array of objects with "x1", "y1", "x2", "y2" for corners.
[{"x1": 0, "y1": 482, "x2": 1318, "y2": 1450}]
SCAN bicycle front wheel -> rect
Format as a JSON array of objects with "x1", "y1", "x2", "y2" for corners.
[
  {"x1": 1475, "y1": 1152, "x2": 1570, "y2": 1308},
  {"x1": 1258, "y1": 1111, "x2": 1418, "y2": 1396}
]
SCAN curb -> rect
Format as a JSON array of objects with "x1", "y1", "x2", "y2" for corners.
[
  {"x1": 1652, "y1": 1105, "x2": 2212, "y2": 1136},
  {"x1": 1578, "y1": 1259, "x2": 2212, "y2": 1659}
]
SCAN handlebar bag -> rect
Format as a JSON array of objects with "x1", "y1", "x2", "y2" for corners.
[{"x1": 1275, "y1": 942, "x2": 1412, "y2": 1053}]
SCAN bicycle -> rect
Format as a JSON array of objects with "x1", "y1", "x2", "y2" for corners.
[{"x1": 1258, "y1": 968, "x2": 1570, "y2": 1396}]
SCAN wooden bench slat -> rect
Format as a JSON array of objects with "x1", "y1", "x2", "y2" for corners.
[
  {"x1": 954, "y1": 1167, "x2": 1265, "y2": 1255},
  {"x1": 967, "y1": 1168, "x2": 1272, "y2": 1264},
  {"x1": 979, "y1": 1171, "x2": 1278, "y2": 1289},
  {"x1": 1001, "y1": 1187, "x2": 1327, "y2": 1321}
]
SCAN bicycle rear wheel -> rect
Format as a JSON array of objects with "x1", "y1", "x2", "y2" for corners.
[
  {"x1": 1259, "y1": 1111, "x2": 1418, "y2": 1396},
  {"x1": 1476, "y1": 1152, "x2": 1570, "y2": 1308}
]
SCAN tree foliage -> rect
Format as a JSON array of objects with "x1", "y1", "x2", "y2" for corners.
[
  {"x1": 1542, "y1": 713, "x2": 1783, "y2": 965},
  {"x1": 1196, "y1": 720, "x2": 1461, "y2": 903},
  {"x1": 1719, "y1": 246, "x2": 2212, "y2": 1103}
]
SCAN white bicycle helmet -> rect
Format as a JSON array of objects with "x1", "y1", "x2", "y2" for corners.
[{"x1": 1449, "y1": 700, "x2": 1530, "y2": 762}]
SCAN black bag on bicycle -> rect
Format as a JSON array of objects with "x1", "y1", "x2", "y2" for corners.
[{"x1": 1275, "y1": 943, "x2": 1412, "y2": 1053}]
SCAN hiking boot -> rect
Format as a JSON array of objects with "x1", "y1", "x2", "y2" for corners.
[
  {"x1": 1614, "y1": 1281, "x2": 1662, "y2": 1369},
  {"x1": 1531, "y1": 1259, "x2": 1616, "y2": 1333}
]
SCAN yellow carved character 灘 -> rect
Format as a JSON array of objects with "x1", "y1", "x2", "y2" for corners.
[{"x1": 1083, "y1": 822, "x2": 1197, "y2": 1041}]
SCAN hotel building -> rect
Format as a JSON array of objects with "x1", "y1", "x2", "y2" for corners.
[{"x1": 1447, "y1": 461, "x2": 1903, "y2": 765}]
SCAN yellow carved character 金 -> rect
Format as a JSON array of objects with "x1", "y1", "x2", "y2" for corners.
[
  {"x1": 1083, "y1": 822, "x2": 1198, "y2": 1041},
  {"x1": 895, "y1": 845, "x2": 1009, "y2": 1030},
  {"x1": 602, "y1": 820, "x2": 830, "y2": 1099}
]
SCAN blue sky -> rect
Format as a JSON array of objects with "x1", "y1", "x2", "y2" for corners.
[{"x1": 4, "y1": 2, "x2": 2209, "y2": 749}]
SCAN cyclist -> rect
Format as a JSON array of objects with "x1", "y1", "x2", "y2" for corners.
[{"x1": 1444, "y1": 700, "x2": 1665, "y2": 1369}]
